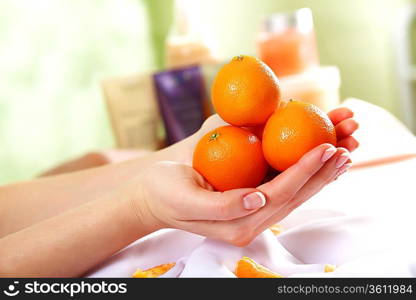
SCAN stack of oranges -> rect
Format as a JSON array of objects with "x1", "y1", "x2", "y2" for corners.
[{"x1": 193, "y1": 55, "x2": 336, "y2": 192}]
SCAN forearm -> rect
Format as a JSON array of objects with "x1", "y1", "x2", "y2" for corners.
[
  {"x1": 0, "y1": 143, "x2": 179, "y2": 237},
  {"x1": 0, "y1": 185, "x2": 156, "y2": 277}
]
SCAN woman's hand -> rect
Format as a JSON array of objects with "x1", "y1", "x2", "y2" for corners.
[
  {"x1": 0, "y1": 105, "x2": 359, "y2": 277},
  {"x1": 130, "y1": 106, "x2": 359, "y2": 246},
  {"x1": 328, "y1": 107, "x2": 359, "y2": 152},
  {"x1": 130, "y1": 143, "x2": 349, "y2": 247}
]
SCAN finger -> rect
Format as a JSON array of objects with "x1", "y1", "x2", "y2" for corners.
[
  {"x1": 258, "y1": 143, "x2": 337, "y2": 203},
  {"x1": 250, "y1": 148, "x2": 351, "y2": 237},
  {"x1": 175, "y1": 218, "x2": 254, "y2": 247},
  {"x1": 199, "y1": 114, "x2": 228, "y2": 136},
  {"x1": 327, "y1": 107, "x2": 354, "y2": 125},
  {"x1": 182, "y1": 114, "x2": 229, "y2": 163},
  {"x1": 332, "y1": 162, "x2": 352, "y2": 181},
  {"x1": 238, "y1": 144, "x2": 337, "y2": 232},
  {"x1": 183, "y1": 186, "x2": 267, "y2": 221},
  {"x1": 177, "y1": 147, "x2": 349, "y2": 247},
  {"x1": 337, "y1": 136, "x2": 359, "y2": 152},
  {"x1": 287, "y1": 148, "x2": 351, "y2": 208},
  {"x1": 335, "y1": 118, "x2": 359, "y2": 139}
]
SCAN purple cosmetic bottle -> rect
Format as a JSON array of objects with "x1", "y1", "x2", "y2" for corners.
[{"x1": 153, "y1": 65, "x2": 207, "y2": 145}]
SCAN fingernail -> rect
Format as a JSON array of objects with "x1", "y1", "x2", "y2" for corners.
[
  {"x1": 243, "y1": 192, "x2": 266, "y2": 210},
  {"x1": 321, "y1": 146, "x2": 337, "y2": 163},
  {"x1": 336, "y1": 153, "x2": 350, "y2": 168},
  {"x1": 337, "y1": 163, "x2": 352, "y2": 175}
]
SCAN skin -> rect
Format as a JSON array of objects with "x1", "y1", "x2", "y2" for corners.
[
  {"x1": 0, "y1": 108, "x2": 359, "y2": 277},
  {"x1": 39, "y1": 149, "x2": 152, "y2": 177}
]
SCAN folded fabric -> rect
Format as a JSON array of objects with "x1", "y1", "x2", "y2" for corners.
[
  {"x1": 87, "y1": 209, "x2": 416, "y2": 277},
  {"x1": 342, "y1": 98, "x2": 416, "y2": 167}
]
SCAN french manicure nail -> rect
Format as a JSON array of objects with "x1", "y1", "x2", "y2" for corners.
[
  {"x1": 321, "y1": 146, "x2": 337, "y2": 163},
  {"x1": 336, "y1": 153, "x2": 350, "y2": 168},
  {"x1": 337, "y1": 163, "x2": 352, "y2": 175},
  {"x1": 243, "y1": 192, "x2": 266, "y2": 210}
]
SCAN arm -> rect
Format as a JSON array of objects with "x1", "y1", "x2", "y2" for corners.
[
  {"x1": 0, "y1": 141, "x2": 189, "y2": 237},
  {"x1": 0, "y1": 144, "x2": 342, "y2": 277},
  {"x1": 0, "y1": 185, "x2": 156, "y2": 277},
  {"x1": 0, "y1": 109, "x2": 359, "y2": 277},
  {"x1": 0, "y1": 108, "x2": 222, "y2": 238},
  {"x1": 0, "y1": 108, "x2": 358, "y2": 237}
]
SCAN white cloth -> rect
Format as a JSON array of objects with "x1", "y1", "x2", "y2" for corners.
[{"x1": 87, "y1": 208, "x2": 416, "y2": 277}]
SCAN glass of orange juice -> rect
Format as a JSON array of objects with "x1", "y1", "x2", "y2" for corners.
[{"x1": 257, "y1": 8, "x2": 319, "y2": 77}]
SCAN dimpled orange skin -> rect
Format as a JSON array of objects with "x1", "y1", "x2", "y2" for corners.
[
  {"x1": 211, "y1": 55, "x2": 280, "y2": 126},
  {"x1": 192, "y1": 126, "x2": 268, "y2": 192},
  {"x1": 262, "y1": 100, "x2": 337, "y2": 172}
]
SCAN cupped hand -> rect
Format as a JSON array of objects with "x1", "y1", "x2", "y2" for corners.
[
  {"x1": 134, "y1": 161, "x2": 266, "y2": 230},
  {"x1": 134, "y1": 143, "x2": 350, "y2": 246},
  {"x1": 133, "y1": 106, "x2": 359, "y2": 246}
]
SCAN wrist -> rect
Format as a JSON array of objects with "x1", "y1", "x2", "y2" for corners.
[{"x1": 121, "y1": 178, "x2": 164, "y2": 235}]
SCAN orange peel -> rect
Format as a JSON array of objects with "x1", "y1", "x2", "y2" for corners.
[
  {"x1": 324, "y1": 264, "x2": 336, "y2": 273},
  {"x1": 132, "y1": 262, "x2": 176, "y2": 278},
  {"x1": 235, "y1": 256, "x2": 283, "y2": 278}
]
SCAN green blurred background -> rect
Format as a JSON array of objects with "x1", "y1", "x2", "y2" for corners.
[{"x1": 0, "y1": 0, "x2": 414, "y2": 184}]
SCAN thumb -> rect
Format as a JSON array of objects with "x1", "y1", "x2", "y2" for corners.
[{"x1": 183, "y1": 186, "x2": 267, "y2": 221}]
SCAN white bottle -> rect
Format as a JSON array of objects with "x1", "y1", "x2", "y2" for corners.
[{"x1": 165, "y1": 0, "x2": 219, "y2": 69}]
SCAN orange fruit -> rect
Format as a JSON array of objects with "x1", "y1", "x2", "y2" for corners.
[
  {"x1": 235, "y1": 256, "x2": 283, "y2": 278},
  {"x1": 324, "y1": 264, "x2": 336, "y2": 273},
  {"x1": 211, "y1": 55, "x2": 280, "y2": 126},
  {"x1": 244, "y1": 124, "x2": 265, "y2": 140},
  {"x1": 193, "y1": 126, "x2": 267, "y2": 192},
  {"x1": 262, "y1": 100, "x2": 337, "y2": 171},
  {"x1": 132, "y1": 262, "x2": 176, "y2": 278}
]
